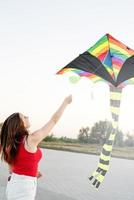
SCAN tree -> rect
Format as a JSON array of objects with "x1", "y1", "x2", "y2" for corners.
[
  {"x1": 43, "y1": 133, "x2": 56, "y2": 142},
  {"x1": 114, "y1": 129, "x2": 124, "y2": 147},
  {"x1": 89, "y1": 120, "x2": 124, "y2": 146},
  {"x1": 77, "y1": 127, "x2": 90, "y2": 143},
  {"x1": 89, "y1": 120, "x2": 113, "y2": 144},
  {"x1": 124, "y1": 133, "x2": 134, "y2": 147}
]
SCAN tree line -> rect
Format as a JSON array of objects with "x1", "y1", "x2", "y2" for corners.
[
  {"x1": 77, "y1": 120, "x2": 124, "y2": 146},
  {"x1": 43, "y1": 120, "x2": 134, "y2": 147},
  {"x1": 1, "y1": 121, "x2": 134, "y2": 147}
]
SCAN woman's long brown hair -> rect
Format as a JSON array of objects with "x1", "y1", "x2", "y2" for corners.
[{"x1": 0, "y1": 113, "x2": 28, "y2": 164}]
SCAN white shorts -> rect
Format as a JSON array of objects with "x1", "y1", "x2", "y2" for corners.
[{"x1": 6, "y1": 173, "x2": 37, "y2": 200}]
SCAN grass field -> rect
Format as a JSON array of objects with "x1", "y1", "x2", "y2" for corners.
[{"x1": 39, "y1": 142, "x2": 134, "y2": 160}]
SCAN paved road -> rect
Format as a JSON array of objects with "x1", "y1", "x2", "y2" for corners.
[{"x1": 1, "y1": 148, "x2": 134, "y2": 200}]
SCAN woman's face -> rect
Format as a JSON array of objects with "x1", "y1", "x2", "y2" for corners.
[{"x1": 19, "y1": 113, "x2": 30, "y2": 129}]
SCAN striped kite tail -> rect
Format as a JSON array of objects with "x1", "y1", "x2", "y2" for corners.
[{"x1": 89, "y1": 85, "x2": 122, "y2": 189}]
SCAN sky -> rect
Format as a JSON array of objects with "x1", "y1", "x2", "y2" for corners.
[{"x1": 0, "y1": 0, "x2": 134, "y2": 138}]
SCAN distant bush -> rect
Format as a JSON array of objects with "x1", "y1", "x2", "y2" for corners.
[
  {"x1": 43, "y1": 134, "x2": 58, "y2": 142},
  {"x1": 58, "y1": 136, "x2": 77, "y2": 143},
  {"x1": 43, "y1": 134, "x2": 78, "y2": 143}
]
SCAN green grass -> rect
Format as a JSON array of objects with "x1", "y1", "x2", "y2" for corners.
[{"x1": 39, "y1": 141, "x2": 134, "y2": 160}]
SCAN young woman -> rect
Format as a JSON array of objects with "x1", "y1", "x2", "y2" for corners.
[{"x1": 0, "y1": 95, "x2": 72, "y2": 200}]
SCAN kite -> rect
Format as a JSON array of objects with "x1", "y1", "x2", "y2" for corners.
[{"x1": 56, "y1": 34, "x2": 134, "y2": 189}]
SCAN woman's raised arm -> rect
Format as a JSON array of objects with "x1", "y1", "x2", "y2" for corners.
[{"x1": 29, "y1": 95, "x2": 72, "y2": 146}]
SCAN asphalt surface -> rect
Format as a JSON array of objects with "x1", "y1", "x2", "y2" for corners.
[{"x1": 1, "y1": 148, "x2": 134, "y2": 200}]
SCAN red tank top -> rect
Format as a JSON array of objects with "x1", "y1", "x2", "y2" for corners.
[{"x1": 12, "y1": 137, "x2": 42, "y2": 177}]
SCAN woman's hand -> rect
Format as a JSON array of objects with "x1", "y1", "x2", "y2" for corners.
[
  {"x1": 37, "y1": 171, "x2": 42, "y2": 179},
  {"x1": 64, "y1": 95, "x2": 72, "y2": 104}
]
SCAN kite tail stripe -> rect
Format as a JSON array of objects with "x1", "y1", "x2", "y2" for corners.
[{"x1": 89, "y1": 86, "x2": 122, "y2": 189}]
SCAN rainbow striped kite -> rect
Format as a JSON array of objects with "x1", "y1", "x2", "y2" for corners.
[{"x1": 57, "y1": 34, "x2": 134, "y2": 189}]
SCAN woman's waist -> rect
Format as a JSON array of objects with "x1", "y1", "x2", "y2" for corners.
[{"x1": 10, "y1": 172, "x2": 37, "y2": 180}]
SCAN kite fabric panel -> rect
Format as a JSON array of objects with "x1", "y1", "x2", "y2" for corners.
[
  {"x1": 57, "y1": 34, "x2": 134, "y2": 87},
  {"x1": 57, "y1": 33, "x2": 134, "y2": 188}
]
